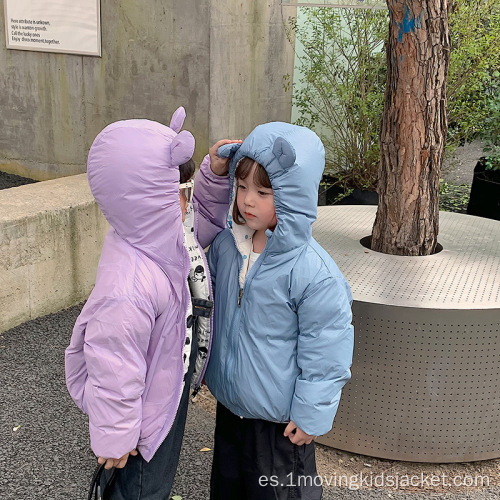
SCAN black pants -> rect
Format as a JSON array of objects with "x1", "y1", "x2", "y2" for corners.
[
  {"x1": 101, "y1": 331, "x2": 198, "y2": 500},
  {"x1": 210, "y1": 403, "x2": 322, "y2": 500}
]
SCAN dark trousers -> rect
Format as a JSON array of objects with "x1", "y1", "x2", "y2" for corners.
[
  {"x1": 101, "y1": 333, "x2": 198, "y2": 500},
  {"x1": 210, "y1": 403, "x2": 322, "y2": 500}
]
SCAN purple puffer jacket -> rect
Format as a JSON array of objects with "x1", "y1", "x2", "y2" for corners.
[{"x1": 65, "y1": 109, "x2": 229, "y2": 462}]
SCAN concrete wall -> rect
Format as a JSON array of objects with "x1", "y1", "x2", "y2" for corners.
[
  {"x1": 0, "y1": 1, "x2": 211, "y2": 180},
  {"x1": 0, "y1": 1, "x2": 295, "y2": 180},
  {"x1": 209, "y1": 1, "x2": 296, "y2": 144},
  {"x1": 0, "y1": 175, "x2": 108, "y2": 333}
]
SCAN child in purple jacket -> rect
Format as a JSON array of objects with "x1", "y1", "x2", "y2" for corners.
[{"x1": 65, "y1": 107, "x2": 237, "y2": 499}]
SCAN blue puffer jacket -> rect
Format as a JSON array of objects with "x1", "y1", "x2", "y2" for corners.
[{"x1": 204, "y1": 122, "x2": 354, "y2": 436}]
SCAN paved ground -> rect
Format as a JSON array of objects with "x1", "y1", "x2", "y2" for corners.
[
  {"x1": 441, "y1": 140, "x2": 483, "y2": 186},
  {"x1": 0, "y1": 139, "x2": 490, "y2": 500},
  {"x1": 0, "y1": 170, "x2": 37, "y2": 190},
  {"x1": 1, "y1": 305, "x2": 500, "y2": 500}
]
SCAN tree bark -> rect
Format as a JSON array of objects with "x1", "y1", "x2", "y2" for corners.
[{"x1": 371, "y1": 0, "x2": 450, "y2": 256}]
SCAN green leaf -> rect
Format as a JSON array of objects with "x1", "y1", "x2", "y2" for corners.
[{"x1": 289, "y1": 1, "x2": 500, "y2": 187}]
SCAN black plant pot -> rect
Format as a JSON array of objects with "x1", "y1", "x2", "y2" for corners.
[
  {"x1": 336, "y1": 188, "x2": 379, "y2": 206},
  {"x1": 318, "y1": 175, "x2": 378, "y2": 207},
  {"x1": 467, "y1": 159, "x2": 500, "y2": 221},
  {"x1": 318, "y1": 175, "x2": 344, "y2": 206}
]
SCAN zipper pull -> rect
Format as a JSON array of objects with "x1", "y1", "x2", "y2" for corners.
[{"x1": 238, "y1": 288, "x2": 244, "y2": 306}]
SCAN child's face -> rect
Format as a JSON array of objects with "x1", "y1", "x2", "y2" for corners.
[{"x1": 236, "y1": 165, "x2": 276, "y2": 232}]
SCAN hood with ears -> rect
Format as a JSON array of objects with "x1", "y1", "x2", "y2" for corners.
[
  {"x1": 218, "y1": 122, "x2": 325, "y2": 253},
  {"x1": 87, "y1": 107, "x2": 195, "y2": 272}
]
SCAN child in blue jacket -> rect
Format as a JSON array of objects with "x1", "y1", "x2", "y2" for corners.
[{"x1": 200, "y1": 122, "x2": 354, "y2": 500}]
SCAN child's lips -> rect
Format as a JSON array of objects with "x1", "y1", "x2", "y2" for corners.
[{"x1": 245, "y1": 212, "x2": 256, "y2": 219}]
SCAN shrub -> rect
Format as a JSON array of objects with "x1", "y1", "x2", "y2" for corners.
[
  {"x1": 447, "y1": 0, "x2": 500, "y2": 148},
  {"x1": 287, "y1": 0, "x2": 500, "y2": 188},
  {"x1": 480, "y1": 81, "x2": 500, "y2": 170},
  {"x1": 286, "y1": 8, "x2": 387, "y2": 191}
]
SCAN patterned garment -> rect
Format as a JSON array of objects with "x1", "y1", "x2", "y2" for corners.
[{"x1": 183, "y1": 204, "x2": 211, "y2": 385}]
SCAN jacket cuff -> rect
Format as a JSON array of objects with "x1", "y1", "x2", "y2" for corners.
[
  {"x1": 199, "y1": 154, "x2": 229, "y2": 184},
  {"x1": 89, "y1": 422, "x2": 140, "y2": 459},
  {"x1": 290, "y1": 380, "x2": 344, "y2": 436}
]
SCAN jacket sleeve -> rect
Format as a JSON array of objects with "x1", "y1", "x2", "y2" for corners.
[
  {"x1": 83, "y1": 296, "x2": 154, "y2": 459},
  {"x1": 193, "y1": 154, "x2": 230, "y2": 249},
  {"x1": 290, "y1": 277, "x2": 354, "y2": 436}
]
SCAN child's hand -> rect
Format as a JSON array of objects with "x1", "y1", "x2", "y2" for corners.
[
  {"x1": 284, "y1": 421, "x2": 317, "y2": 446},
  {"x1": 209, "y1": 139, "x2": 242, "y2": 176},
  {"x1": 97, "y1": 449, "x2": 138, "y2": 470}
]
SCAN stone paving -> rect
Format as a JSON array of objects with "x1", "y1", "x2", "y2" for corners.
[
  {"x1": 0, "y1": 141, "x2": 493, "y2": 499},
  {"x1": 2, "y1": 305, "x2": 499, "y2": 500}
]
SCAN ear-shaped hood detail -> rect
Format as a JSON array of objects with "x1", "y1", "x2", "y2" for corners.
[
  {"x1": 87, "y1": 117, "x2": 194, "y2": 274},
  {"x1": 217, "y1": 142, "x2": 242, "y2": 159},
  {"x1": 272, "y1": 137, "x2": 296, "y2": 169},
  {"x1": 169, "y1": 106, "x2": 186, "y2": 133},
  {"x1": 225, "y1": 122, "x2": 325, "y2": 253},
  {"x1": 170, "y1": 130, "x2": 195, "y2": 166}
]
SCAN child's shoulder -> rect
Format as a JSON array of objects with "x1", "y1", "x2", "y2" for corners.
[
  {"x1": 210, "y1": 228, "x2": 236, "y2": 252},
  {"x1": 213, "y1": 227, "x2": 232, "y2": 242},
  {"x1": 95, "y1": 240, "x2": 167, "y2": 307},
  {"x1": 300, "y1": 238, "x2": 344, "y2": 281},
  {"x1": 290, "y1": 240, "x2": 352, "y2": 305}
]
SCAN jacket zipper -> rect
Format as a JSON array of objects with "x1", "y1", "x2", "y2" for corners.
[
  {"x1": 225, "y1": 229, "x2": 270, "y2": 402},
  {"x1": 149, "y1": 241, "x2": 191, "y2": 458},
  {"x1": 237, "y1": 246, "x2": 268, "y2": 307}
]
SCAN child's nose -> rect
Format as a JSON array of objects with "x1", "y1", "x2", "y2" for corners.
[{"x1": 245, "y1": 192, "x2": 256, "y2": 206}]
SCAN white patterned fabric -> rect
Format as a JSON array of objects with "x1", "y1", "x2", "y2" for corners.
[{"x1": 183, "y1": 204, "x2": 211, "y2": 385}]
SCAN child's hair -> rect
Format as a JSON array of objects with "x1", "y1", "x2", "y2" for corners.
[
  {"x1": 233, "y1": 156, "x2": 272, "y2": 225},
  {"x1": 179, "y1": 158, "x2": 195, "y2": 184}
]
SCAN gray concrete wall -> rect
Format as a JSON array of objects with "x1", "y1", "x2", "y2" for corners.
[
  {"x1": 0, "y1": 1, "x2": 294, "y2": 181},
  {"x1": 0, "y1": 1, "x2": 210, "y2": 180},
  {"x1": 0, "y1": 175, "x2": 108, "y2": 333},
  {"x1": 209, "y1": 2, "x2": 296, "y2": 144}
]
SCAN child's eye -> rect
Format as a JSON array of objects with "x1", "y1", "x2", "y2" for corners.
[
  {"x1": 258, "y1": 190, "x2": 271, "y2": 196},
  {"x1": 237, "y1": 184, "x2": 247, "y2": 190}
]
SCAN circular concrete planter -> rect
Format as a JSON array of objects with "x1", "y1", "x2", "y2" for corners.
[{"x1": 312, "y1": 206, "x2": 500, "y2": 462}]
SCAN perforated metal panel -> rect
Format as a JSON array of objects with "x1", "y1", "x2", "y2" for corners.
[{"x1": 312, "y1": 207, "x2": 500, "y2": 462}]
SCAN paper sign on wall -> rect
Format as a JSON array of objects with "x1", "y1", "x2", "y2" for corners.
[{"x1": 4, "y1": 0, "x2": 101, "y2": 56}]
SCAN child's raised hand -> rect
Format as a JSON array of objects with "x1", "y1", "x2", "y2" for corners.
[
  {"x1": 209, "y1": 139, "x2": 242, "y2": 176},
  {"x1": 97, "y1": 449, "x2": 138, "y2": 470},
  {"x1": 284, "y1": 421, "x2": 317, "y2": 446}
]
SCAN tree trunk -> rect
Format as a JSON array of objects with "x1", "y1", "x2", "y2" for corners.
[{"x1": 371, "y1": 0, "x2": 450, "y2": 256}]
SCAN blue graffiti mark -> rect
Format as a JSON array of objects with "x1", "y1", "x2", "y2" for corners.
[
  {"x1": 415, "y1": 10, "x2": 424, "y2": 29},
  {"x1": 402, "y1": 5, "x2": 415, "y2": 32},
  {"x1": 397, "y1": 20, "x2": 406, "y2": 43},
  {"x1": 396, "y1": 5, "x2": 424, "y2": 43}
]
